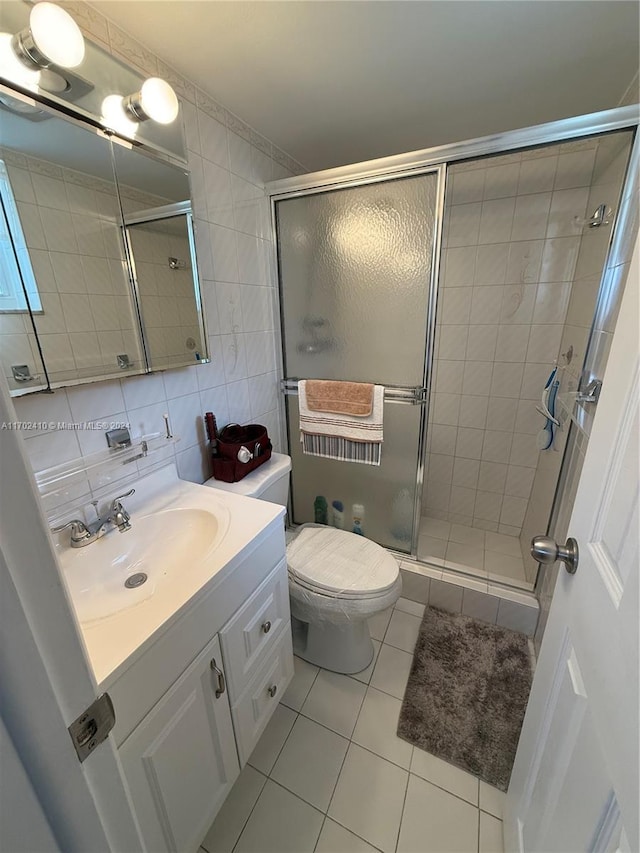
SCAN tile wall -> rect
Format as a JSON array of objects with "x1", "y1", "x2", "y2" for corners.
[
  {"x1": 10, "y1": 1, "x2": 306, "y2": 517},
  {"x1": 127, "y1": 220, "x2": 203, "y2": 368},
  {"x1": 520, "y1": 130, "x2": 635, "y2": 581},
  {"x1": 1, "y1": 148, "x2": 146, "y2": 389},
  {"x1": 424, "y1": 141, "x2": 597, "y2": 538}
]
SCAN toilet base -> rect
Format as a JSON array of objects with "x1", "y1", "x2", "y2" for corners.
[{"x1": 291, "y1": 615, "x2": 375, "y2": 674}]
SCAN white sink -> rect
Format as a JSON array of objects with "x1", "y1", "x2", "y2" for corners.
[{"x1": 57, "y1": 506, "x2": 230, "y2": 623}]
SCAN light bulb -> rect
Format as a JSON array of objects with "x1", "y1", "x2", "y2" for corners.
[
  {"x1": 101, "y1": 94, "x2": 138, "y2": 138},
  {"x1": 138, "y1": 78, "x2": 179, "y2": 124},
  {"x1": 27, "y1": 2, "x2": 85, "y2": 69},
  {"x1": 0, "y1": 32, "x2": 41, "y2": 89}
]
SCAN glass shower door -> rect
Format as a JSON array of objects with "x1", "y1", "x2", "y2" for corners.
[{"x1": 274, "y1": 168, "x2": 443, "y2": 553}]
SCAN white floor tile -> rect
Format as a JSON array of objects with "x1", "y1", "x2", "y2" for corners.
[
  {"x1": 350, "y1": 639, "x2": 381, "y2": 685},
  {"x1": 480, "y1": 812, "x2": 504, "y2": 853},
  {"x1": 352, "y1": 686, "x2": 413, "y2": 769},
  {"x1": 446, "y1": 541, "x2": 485, "y2": 572},
  {"x1": 328, "y1": 743, "x2": 408, "y2": 853},
  {"x1": 449, "y1": 523, "x2": 486, "y2": 548},
  {"x1": 234, "y1": 779, "x2": 323, "y2": 853},
  {"x1": 271, "y1": 716, "x2": 348, "y2": 812},
  {"x1": 484, "y1": 531, "x2": 522, "y2": 558},
  {"x1": 370, "y1": 643, "x2": 413, "y2": 700},
  {"x1": 315, "y1": 819, "x2": 380, "y2": 853},
  {"x1": 247, "y1": 703, "x2": 296, "y2": 775},
  {"x1": 418, "y1": 534, "x2": 447, "y2": 562},
  {"x1": 479, "y1": 781, "x2": 506, "y2": 819},
  {"x1": 281, "y1": 656, "x2": 319, "y2": 711},
  {"x1": 384, "y1": 610, "x2": 422, "y2": 654},
  {"x1": 397, "y1": 774, "x2": 479, "y2": 853},
  {"x1": 421, "y1": 517, "x2": 451, "y2": 540},
  {"x1": 200, "y1": 765, "x2": 266, "y2": 853},
  {"x1": 302, "y1": 669, "x2": 367, "y2": 738},
  {"x1": 410, "y1": 749, "x2": 479, "y2": 806},
  {"x1": 368, "y1": 607, "x2": 394, "y2": 642},
  {"x1": 485, "y1": 550, "x2": 526, "y2": 580},
  {"x1": 395, "y1": 597, "x2": 426, "y2": 618}
]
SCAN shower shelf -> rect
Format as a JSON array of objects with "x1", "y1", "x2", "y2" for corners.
[{"x1": 35, "y1": 433, "x2": 180, "y2": 497}]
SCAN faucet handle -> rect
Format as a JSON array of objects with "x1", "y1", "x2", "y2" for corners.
[
  {"x1": 51, "y1": 519, "x2": 91, "y2": 542},
  {"x1": 110, "y1": 488, "x2": 135, "y2": 508},
  {"x1": 51, "y1": 519, "x2": 87, "y2": 533}
]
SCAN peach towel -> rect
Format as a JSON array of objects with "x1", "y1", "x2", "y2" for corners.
[{"x1": 305, "y1": 380, "x2": 374, "y2": 417}]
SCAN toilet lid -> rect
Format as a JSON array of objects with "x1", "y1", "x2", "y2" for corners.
[{"x1": 286, "y1": 526, "x2": 399, "y2": 599}]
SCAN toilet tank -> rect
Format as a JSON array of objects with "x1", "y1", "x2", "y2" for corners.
[{"x1": 203, "y1": 452, "x2": 291, "y2": 506}]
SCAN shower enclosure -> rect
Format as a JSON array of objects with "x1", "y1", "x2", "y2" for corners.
[{"x1": 270, "y1": 106, "x2": 638, "y2": 593}]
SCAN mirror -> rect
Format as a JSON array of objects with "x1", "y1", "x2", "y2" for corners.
[
  {"x1": 113, "y1": 144, "x2": 207, "y2": 371},
  {"x1": 0, "y1": 100, "x2": 146, "y2": 392},
  {"x1": 0, "y1": 90, "x2": 208, "y2": 395}
]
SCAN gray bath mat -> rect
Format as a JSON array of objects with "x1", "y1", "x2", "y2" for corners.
[{"x1": 397, "y1": 606, "x2": 532, "y2": 791}]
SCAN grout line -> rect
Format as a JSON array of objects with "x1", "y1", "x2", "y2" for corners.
[
  {"x1": 225, "y1": 766, "x2": 268, "y2": 853},
  {"x1": 251, "y1": 705, "x2": 299, "y2": 777},
  {"x1": 394, "y1": 759, "x2": 412, "y2": 853}
]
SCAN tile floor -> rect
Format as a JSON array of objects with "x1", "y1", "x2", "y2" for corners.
[
  {"x1": 418, "y1": 516, "x2": 533, "y2": 589},
  {"x1": 201, "y1": 597, "x2": 506, "y2": 853}
]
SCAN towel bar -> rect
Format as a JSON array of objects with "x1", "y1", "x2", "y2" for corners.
[{"x1": 280, "y1": 379, "x2": 427, "y2": 405}]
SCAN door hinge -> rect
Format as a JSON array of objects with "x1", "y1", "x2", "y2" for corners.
[{"x1": 68, "y1": 693, "x2": 115, "y2": 762}]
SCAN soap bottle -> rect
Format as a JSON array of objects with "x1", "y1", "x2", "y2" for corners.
[
  {"x1": 331, "y1": 500, "x2": 345, "y2": 529},
  {"x1": 314, "y1": 496, "x2": 328, "y2": 525},
  {"x1": 352, "y1": 503, "x2": 364, "y2": 535}
]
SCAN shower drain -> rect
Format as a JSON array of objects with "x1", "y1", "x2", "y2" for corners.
[{"x1": 124, "y1": 572, "x2": 148, "y2": 589}]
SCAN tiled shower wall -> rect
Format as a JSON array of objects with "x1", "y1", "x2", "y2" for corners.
[
  {"x1": 423, "y1": 142, "x2": 598, "y2": 537},
  {"x1": 11, "y1": 0, "x2": 305, "y2": 516},
  {"x1": 128, "y1": 221, "x2": 202, "y2": 368},
  {"x1": 520, "y1": 130, "x2": 635, "y2": 582}
]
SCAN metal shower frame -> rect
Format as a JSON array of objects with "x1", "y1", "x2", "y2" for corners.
[{"x1": 266, "y1": 104, "x2": 639, "y2": 581}]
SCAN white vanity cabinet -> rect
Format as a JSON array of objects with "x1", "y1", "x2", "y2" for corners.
[
  {"x1": 108, "y1": 521, "x2": 292, "y2": 853},
  {"x1": 119, "y1": 634, "x2": 239, "y2": 853}
]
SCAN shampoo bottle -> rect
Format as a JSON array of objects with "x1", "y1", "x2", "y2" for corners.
[
  {"x1": 331, "y1": 500, "x2": 345, "y2": 529},
  {"x1": 314, "y1": 496, "x2": 328, "y2": 525},
  {"x1": 352, "y1": 503, "x2": 365, "y2": 535}
]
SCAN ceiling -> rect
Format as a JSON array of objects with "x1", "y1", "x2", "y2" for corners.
[{"x1": 89, "y1": 1, "x2": 639, "y2": 172}]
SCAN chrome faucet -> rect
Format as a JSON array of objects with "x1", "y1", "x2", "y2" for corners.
[{"x1": 52, "y1": 489, "x2": 135, "y2": 548}]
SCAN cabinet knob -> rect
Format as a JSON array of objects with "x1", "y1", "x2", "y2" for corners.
[
  {"x1": 261, "y1": 621, "x2": 272, "y2": 634},
  {"x1": 267, "y1": 684, "x2": 277, "y2": 698},
  {"x1": 210, "y1": 658, "x2": 226, "y2": 698}
]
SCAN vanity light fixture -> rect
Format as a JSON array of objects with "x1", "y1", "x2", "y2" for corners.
[
  {"x1": 0, "y1": 32, "x2": 41, "y2": 90},
  {"x1": 123, "y1": 77, "x2": 179, "y2": 125},
  {"x1": 11, "y1": 2, "x2": 85, "y2": 71},
  {"x1": 101, "y1": 93, "x2": 139, "y2": 138}
]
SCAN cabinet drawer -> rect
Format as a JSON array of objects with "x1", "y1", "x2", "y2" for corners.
[
  {"x1": 231, "y1": 625, "x2": 294, "y2": 766},
  {"x1": 220, "y1": 559, "x2": 290, "y2": 700}
]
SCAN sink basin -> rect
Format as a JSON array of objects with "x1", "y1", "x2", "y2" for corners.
[{"x1": 57, "y1": 506, "x2": 229, "y2": 623}]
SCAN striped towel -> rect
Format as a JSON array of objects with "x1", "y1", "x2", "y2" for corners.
[{"x1": 299, "y1": 380, "x2": 384, "y2": 466}]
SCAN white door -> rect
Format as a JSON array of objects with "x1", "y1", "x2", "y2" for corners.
[
  {"x1": 504, "y1": 236, "x2": 639, "y2": 853},
  {"x1": 0, "y1": 371, "x2": 143, "y2": 852}
]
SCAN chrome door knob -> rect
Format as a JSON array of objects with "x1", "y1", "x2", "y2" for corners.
[{"x1": 531, "y1": 535, "x2": 579, "y2": 574}]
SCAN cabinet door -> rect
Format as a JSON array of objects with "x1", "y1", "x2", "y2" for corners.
[{"x1": 119, "y1": 634, "x2": 239, "y2": 853}]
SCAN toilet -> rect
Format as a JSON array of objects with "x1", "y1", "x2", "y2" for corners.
[{"x1": 204, "y1": 452, "x2": 402, "y2": 673}]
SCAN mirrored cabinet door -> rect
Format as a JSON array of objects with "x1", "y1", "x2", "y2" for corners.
[
  {"x1": 112, "y1": 143, "x2": 208, "y2": 372},
  {"x1": 0, "y1": 100, "x2": 146, "y2": 390}
]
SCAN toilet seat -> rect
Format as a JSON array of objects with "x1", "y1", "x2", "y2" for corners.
[{"x1": 287, "y1": 526, "x2": 399, "y2": 600}]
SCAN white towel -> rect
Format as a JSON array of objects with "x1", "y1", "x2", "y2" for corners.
[{"x1": 298, "y1": 380, "x2": 384, "y2": 465}]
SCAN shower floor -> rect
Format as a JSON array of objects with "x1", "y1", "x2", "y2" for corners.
[{"x1": 418, "y1": 517, "x2": 532, "y2": 590}]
